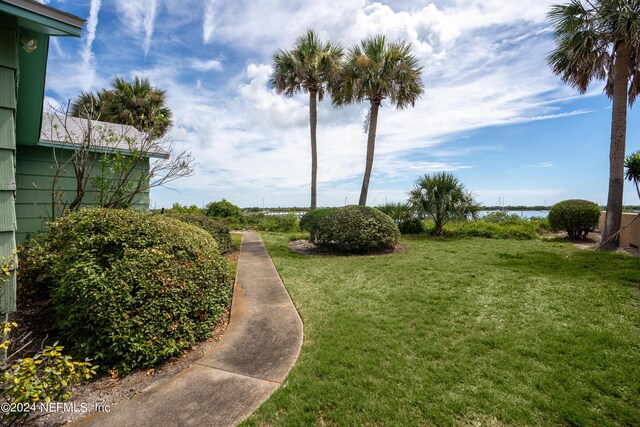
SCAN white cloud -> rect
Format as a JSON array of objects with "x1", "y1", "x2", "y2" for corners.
[
  {"x1": 114, "y1": 0, "x2": 158, "y2": 55},
  {"x1": 203, "y1": 0, "x2": 219, "y2": 43},
  {"x1": 524, "y1": 162, "x2": 554, "y2": 168},
  {"x1": 190, "y1": 59, "x2": 223, "y2": 72},
  {"x1": 79, "y1": 0, "x2": 101, "y2": 91}
]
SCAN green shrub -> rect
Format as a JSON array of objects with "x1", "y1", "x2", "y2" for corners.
[
  {"x1": 398, "y1": 218, "x2": 424, "y2": 234},
  {"x1": 260, "y1": 214, "x2": 299, "y2": 232},
  {"x1": 311, "y1": 206, "x2": 399, "y2": 254},
  {"x1": 205, "y1": 199, "x2": 246, "y2": 224},
  {"x1": 166, "y1": 203, "x2": 204, "y2": 215},
  {"x1": 21, "y1": 208, "x2": 232, "y2": 375},
  {"x1": 164, "y1": 212, "x2": 232, "y2": 253},
  {"x1": 300, "y1": 208, "x2": 335, "y2": 240},
  {"x1": 483, "y1": 211, "x2": 523, "y2": 224},
  {"x1": 548, "y1": 199, "x2": 601, "y2": 239},
  {"x1": 426, "y1": 220, "x2": 538, "y2": 240},
  {"x1": 376, "y1": 203, "x2": 423, "y2": 234}
]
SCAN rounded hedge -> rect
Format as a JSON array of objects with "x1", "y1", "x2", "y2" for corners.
[
  {"x1": 548, "y1": 199, "x2": 601, "y2": 240},
  {"x1": 300, "y1": 208, "x2": 335, "y2": 241},
  {"x1": 21, "y1": 208, "x2": 232, "y2": 374},
  {"x1": 165, "y1": 212, "x2": 232, "y2": 253},
  {"x1": 311, "y1": 205, "x2": 399, "y2": 254}
]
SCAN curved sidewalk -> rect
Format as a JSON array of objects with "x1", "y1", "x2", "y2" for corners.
[{"x1": 74, "y1": 231, "x2": 303, "y2": 427}]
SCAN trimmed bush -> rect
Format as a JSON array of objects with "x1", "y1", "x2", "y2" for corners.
[
  {"x1": 548, "y1": 199, "x2": 601, "y2": 239},
  {"x1": 311, "y1": 206, "x2": 399, "y2": 254},
  {"x1": 300, "y1": 208, "x2": 335, "y2": 240},
  {"x1": 205, "y1": 199, "x2": 246, "y2": 224},
  {"x1": 21, "y1": 208, "x2": 232, "y2": 375},
  {"x1": 165, "y1": 212, "x2": 232, "y2": 253}
]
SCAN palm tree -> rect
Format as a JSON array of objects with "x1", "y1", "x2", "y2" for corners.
[
  {"x1": 409, "y1": 172, "x2": 479, "y2": 237},
  {"x1": 101, "y1": 76, "x2": 173, "y2": 139},
  {"x1": 70, "y1": 77, "x2": 172, "y2": 140},
  {"x1": 332, "y1": 35, "x2": 423, "y2": 206},
  {"x1": 547, "y1": 0, "x2": 640, "y2": 249},
  {"x1": 270, "y1": 30, "x2": 343, "y2": 210},
  {"x1": 625, "y1": 150, "x2": 640, "y2": 200},
  {"x1": 70, "y1": 91, "x2": 103, "y2": 120}
]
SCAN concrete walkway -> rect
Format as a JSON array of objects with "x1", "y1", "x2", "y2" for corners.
[{"x1": 74, "y1": 232, "x2": 303, "y2": 427}]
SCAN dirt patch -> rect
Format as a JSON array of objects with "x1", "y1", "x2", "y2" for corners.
[
  {"x1": 563, "y1": 232, "x2": 640, "y2": 257},
  {"x1": 288, "y1": 239, "x2": 407, "y2": 256}
]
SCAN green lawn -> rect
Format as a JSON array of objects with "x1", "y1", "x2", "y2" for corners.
[{"x1": 244, "y1": 234, "x2": 640, "y2": 426}]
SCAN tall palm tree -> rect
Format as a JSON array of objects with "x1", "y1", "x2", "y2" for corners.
[
  {"x1": 547, "y1": 0, "x2": 640, "y2": 249},
  {"x1": 101, "y1": 76, "x2": 173, "y2": 139},
  {"x1": 332, "y1": 35, "x2": 423, "y2": 206},
  {"x1": 270, "y1": 30, "x2": 343, "y2": 210},
  {"x1": 408, "y1": 172, "x2": 480, "y2": 237}
]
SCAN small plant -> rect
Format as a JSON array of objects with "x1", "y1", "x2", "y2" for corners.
[
  {"x1": 548, "y1": 199, "x2": 601, "y2": 240},
  {"x1": 311, "y1": 206, "x2": 399, "y2": 254}
]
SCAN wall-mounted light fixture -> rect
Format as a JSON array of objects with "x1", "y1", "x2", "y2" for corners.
[{"x1": 20, "y1": 36, "x2": 37, "y2": 53}]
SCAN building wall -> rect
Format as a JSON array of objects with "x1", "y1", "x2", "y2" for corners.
[
  {"x1": 0, "y1": 19, "x2": 17, "y2": 314},
  {"x1": 15, "y1": 145, "x2": 150, "y2": 243},
  {"x1": 599, "y1": 212, "x2": 640, "y2": 249}
]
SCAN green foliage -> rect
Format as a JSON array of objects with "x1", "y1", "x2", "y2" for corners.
[
  {"x1": 549, "y1": 199, "x2": 601, "y2": 240},
  {"x1": 1, "y1": 341, "x2": 97, "y2": 424},
  {"x1": 72, "y1": 76, "x2": 173, "y2": 139},
  {"x1": 1, "y1": 258, "x2": 96, "y2": 425},
  {"x1": 376, "y1": 202, "x2": 423, "y2": 234},
  {"x1": 430, "y1": 220, "x2": 538, "y2": 240},
  {"x1": 246, "y1": 213, "x2": 299, "y2": 232},
  {"x1": 167, "y1": 203, "x2": 204, "y2": 215},
  {"x1": 300, "y1": 208, "x2": 335, "y2": 240},
  {"x1": 20, "y1": 208, "x2": 232, "y2": 375},
  {"x1": 482, "y1": 211, "x2": 523, "y2": 224},
  {"x1": 311, "y1": 206, "x2": 399, "y2": 253},
  {"x1": 164, "y1": 212, "x2": 232, "y2": 254},
  {"x1": 625, "y1": 151, "x2": 640, "y2": 200},
  {"x1": 397, "y1": 218, "x2": 424, "y2": 234},
  {"x1": 206, "y1": 199, "x2": 246, "y2": 224},
  {"x1": 409, "y1": 172, "x2": 480, "y2": 236}
]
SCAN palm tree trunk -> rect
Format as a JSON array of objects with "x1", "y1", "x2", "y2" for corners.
[
  {"x1": 359, "y1": 101, "x2": 380, "y2": 206},
  {"x1": 309, "y1": 90, "x2": 318, "y2": 210},
  {"x1": 601, "y1": 42, "x2": 630, "y2": 249}
]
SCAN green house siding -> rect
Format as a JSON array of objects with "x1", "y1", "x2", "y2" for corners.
[
  {"x1": 15, "y1": 145, "x2": 150, "y2": 242},
  {"x1": 0, "y1": 18, "x2": 17, "y2": 314}
]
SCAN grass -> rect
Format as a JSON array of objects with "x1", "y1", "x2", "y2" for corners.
[{"x1": 243, "y1": 234, "x2": 640, "y2": 426}]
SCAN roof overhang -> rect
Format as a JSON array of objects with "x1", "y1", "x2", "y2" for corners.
[{"x1": 0, "y1": 0, "x2": 84, "y2": 36}]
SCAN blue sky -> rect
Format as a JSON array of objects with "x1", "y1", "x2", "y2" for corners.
[{"x1": 39, "y1": 0, "x2": 640, "y2": 208}]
